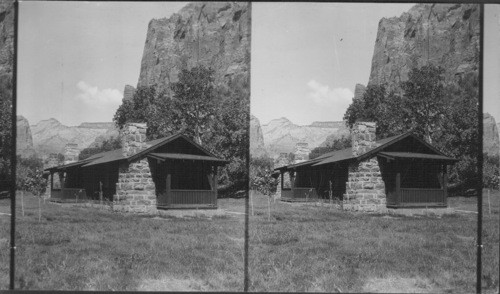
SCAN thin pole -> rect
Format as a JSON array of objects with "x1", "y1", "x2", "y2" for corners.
[
  {"x1": 476, "y1": 4, "x2": 484, "y2": 294},
  {"x1": 9, "y1": 1, "x2": 18, "y2": 289},
  {"x1": 487, "y1": 189, "x2": 491, "y2": 215}
]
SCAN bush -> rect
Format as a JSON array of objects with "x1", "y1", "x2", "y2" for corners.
[{"x1": 483, "y1": 153, "x2": 499, "y2": 189}]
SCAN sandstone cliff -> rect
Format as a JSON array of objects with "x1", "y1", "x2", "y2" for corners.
[
  {"x1": 261, "y1": 117, "x2": 349, "y2": 158},
  {"x1": 30, "y1": 118, "x2": 117, "y2": 157},
  {"x1": 137, "y1": 2, "x2": 250, "y2": 97},
  {"x1": 250, "y1": 115, "x2": 267, "y2": 158},
  {"x1": 368, "y1": 4, "x2": 479, "y2": 90},
  {"x1": 484, "y1": 113, "x2": 500, "y2": 157},
  {"x1": 16, "y1": 116, "x2": 36, "y2": 158}
]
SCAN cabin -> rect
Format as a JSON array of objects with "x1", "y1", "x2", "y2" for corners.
[
  {"x1": 275, "y1": 122, "x2": 458, "y2": 212},
  {"x1": 45, "y1": 123, "x2": 228, "y2": 213}
]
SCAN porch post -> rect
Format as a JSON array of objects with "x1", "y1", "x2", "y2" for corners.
[
  {"x1": 280, "y1": 170, "x2": 284, "y2": 190},
  {"x1": 396, "y1": 172, "x2": 401, "y2": 206},
  {"x1": 443, "y1": 165, "x2": 448, "y2": 205},
  {"x1": 166, "y1": 173, "x2": 171, "y2": 206},
  {"x1": 290, "y1": 170, "x2": 295, "y2": 189},
  {"x1": 213, "y1": 165, "x2": 218, "y2": 205}
]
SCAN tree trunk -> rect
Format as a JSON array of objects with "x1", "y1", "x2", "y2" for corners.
[
  {"x1": 38, "y1": 196, "x2": 41, "y2": 222},
  {"x1": 21, "y1": 191, "x2": 24, "y2": 217}
]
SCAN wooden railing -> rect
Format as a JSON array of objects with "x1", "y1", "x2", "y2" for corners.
[
  {"x1": 281, "y1": 187, "x2": 318, "y2": 201},
  {"x1": 51, "y1": 188, "x2": 88, "y2": 202},
  {"x1": 399, "y1": 188, "x2": 446, "y2": 206},
  {"x1": 157, "y1": 190, "x2": 217, "y2": 208}
]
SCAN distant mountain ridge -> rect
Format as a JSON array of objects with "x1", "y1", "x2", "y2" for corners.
[
  {"x1": 27, "y1": 118, "x2": 118, "y2": 158},
  {"x1": 257, "y1": 117, "x2": 349, "y2": 158}
]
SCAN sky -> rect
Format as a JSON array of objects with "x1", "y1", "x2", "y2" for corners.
[
  {"x1": 18, "y1": 1, "x2": 188, "y2": 126},
  {"x1": 17, "y1": 3, "x2": 500, "y2": 127},
  {"x1": 251, "y1": 3, "x2": 500, "y2": 126}
]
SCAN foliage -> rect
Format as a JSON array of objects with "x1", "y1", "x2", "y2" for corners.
[
  {"x1": 309, "y1": 136, "x2": 351, "y2": 160},
  {"x1": 16, "y1": 155, "x2": 46, "y2": 196},
  {"x1": 0, "y1": 75, "x2": 13, "y2": 181},
  {"x1": 78, "y1": 137, "x2": 122, "y2": 160},
  {"x1": 114, "y1": 65, "x2": 249, "y2": 194},
  {"x1": 483, "y1": 153, "x2": 499, "y2": 189},
  {"x1": 250, "y1": 155, "x2": 277, "y2": 196},
  {"x1": 343, "y1": 64, "x2": 479, "y2": 192},
  {"x1": 170, "y1": 66, "x2": 217, "y2": 145}
]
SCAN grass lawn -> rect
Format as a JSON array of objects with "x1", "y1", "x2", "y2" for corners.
[
  {"x1": 0, "y1": 191, "x2": 245, "y2": 291},
  {"x1": 248, "y1": 190, "x2": 499, "y2": 293}
]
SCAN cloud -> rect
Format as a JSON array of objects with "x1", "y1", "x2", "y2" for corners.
[
  {"x1": 307, "y1": 80, "x2": 354, "y2": 121},
  {"x1": 75, "y1": 81, "x2": 122, "y2": 108},
  {"x1": 307, "y1": 79, "x2": 353, "y2": 106}
]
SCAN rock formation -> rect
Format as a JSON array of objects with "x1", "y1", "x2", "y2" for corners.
[
  {"x1": 261, "y1": 117, "x2": 349, "y2": 158},
  {"x1": 30, "y1": 118, "x2": 118, "y2": 157},
  {"x1": 353, "y1": 84, "x2": 366, "y2": 100},
  {"x1": 368, "y1": 4, "x2": 479, "y2": 90},
  {"x1": 250, "y1": 115, "x2": 267, "y2": 158},
  {"x1": 484, "y1": 113, "x2": 500, "y2": 157},
  {"x1": 137, "y1": 2, "x2": 250, "y2": 97},
  {"x1": 293, "y1": 142, "x2": 310, "y2": 163},
  {"x1": 16, "y1": 116, "x2": 36, "y2": 158},
  {"x1": 123, "y1": 85, "x2": 136, "y2": 102}
]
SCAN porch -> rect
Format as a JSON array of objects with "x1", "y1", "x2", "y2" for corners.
[
  {"x1": 50, "y1": 188, "x2": 88, "y2": 202},
  {"x1": 281, "y1": 187, "x2": 319, "y2": 202},
  {"x1": 157, "y1": 189, "x2": 217, "y2": 209}
]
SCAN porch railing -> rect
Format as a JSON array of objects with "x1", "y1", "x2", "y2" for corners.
[
  {"x1": 157, "y1": 189, "x2": 217, "y2": 208},
  {"x1": 281, "y1": 187, "x2": 319, "y2": 201},
  {"x1": 399, "y1": 188, "x2": 446, "y2": 206},
  {"x1": 51, "y1": 188, "x2": 88, "y2": 202}
]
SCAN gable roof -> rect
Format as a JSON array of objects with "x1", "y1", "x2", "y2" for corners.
[
  {"x1": 275, "y1": 132, "x2": 457, "y2": 171},
  {"x1": 45, "y1": 132, "x2": 226, "y2": 172}
]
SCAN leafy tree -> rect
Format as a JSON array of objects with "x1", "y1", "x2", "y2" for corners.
[
  {"x1": 0, "y1": 75, "x2": 13, "y2": 183},
  {"x1": 250, "y1": 155, "x2": 277, "y2": 196},
  {"x1": 170, "y1": 66, "x2": 217, "y2": 145},
  {"x1": 16, "y1": 155, "x2": 46, "y2": 195},
  {"x1": 79, "y1": 137, "x2": 122, "y2": 160},
  {"x1": 113, "y1": 86, "x2": 174, "y2": 139},
  {"x1": 309, "y1": 136, "x2": 351, "y2": 160},
  {"x1": 483, "y1": 153, "x2": 499, "y2": 189},
  {"x1": 344, "y1": 84, "x2": 403, "y2": 139},
  {"x1": 399, "y1": 65, "x2": 446, "y2": 143}
]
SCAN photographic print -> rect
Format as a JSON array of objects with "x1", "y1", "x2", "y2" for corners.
[
  {"x1": 249, "y1": 3, "x2": 498, "y2": 292},
  {"x1": 4, "y1": 1, "x2": 250, "y2": 290}
]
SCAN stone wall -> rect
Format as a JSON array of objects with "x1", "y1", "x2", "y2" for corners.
[
  {"x1": 343, "y1": 157, "x2": 386, "y2": 212},
  {"x1": 113, "y1": 159, "x2": 157, "y2": 213},
  {"x1": 294, "y1": 142, "x2": 310, "y2": 163},
  {"x1": 343, "y1": 121, "x2": 387, "y2": 212},
  {"x1": 114, "y1": 123, "x2": 157, "y2": 213},
  {"x1": 64, "y1": 143, "x2": 79, "y2": 164}
]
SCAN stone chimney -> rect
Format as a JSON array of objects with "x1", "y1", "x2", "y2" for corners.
[
  {"x1": 294, "y1": 142, "x2": 310, "y2": 164},
  {"x1": 64, "y1": 143, "x2": 79, "y2": 164},
  {"x1": 121, "y1": 123, "x2": 148, "y2": 158},
  {"x1": 123, "y1": 85, "x2": 136, "y2": 102},
  {"x1": 114, "y1": 122, "x2": 156, "y2": 214},
  {"x1": 351, "y1": 121, "x2": 377, "y2": 157},
  {"x1": 344, "y1": 121, "x2": 386, "y2": 212}
]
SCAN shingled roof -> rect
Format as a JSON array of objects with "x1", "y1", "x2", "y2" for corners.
[
  {"x1": 45, "y1": 132, "x2": 226, "y2": 172},
  {"x1": 275, "y1": 132, "x2": 457, "y2": 171}
]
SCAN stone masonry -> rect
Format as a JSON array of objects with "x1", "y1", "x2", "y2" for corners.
[
  {"x1": 113, "y1": 123, "x2": 157, "y2": 214},
  {"x1": 294, "y1": 142, "x2": 310, "y2": 163},
  {"x1": 343, "y1": 122, "x2": 387, "y2": 212},
  {"x1": 64, "y1": 143, "x2": 79, "y2": 164}
]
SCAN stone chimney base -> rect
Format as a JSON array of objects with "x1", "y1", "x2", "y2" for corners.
[
  {"x1": 113, "y1": 159, "x2": 157, "y2": 214},
  {"x1": 343, "y1": 157, "x2": 387, "y2": 212}
]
